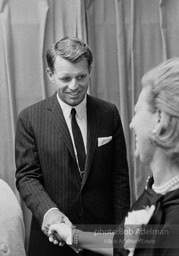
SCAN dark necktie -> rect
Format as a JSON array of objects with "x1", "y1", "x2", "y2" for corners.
[{"x1": 71, "y1": 108, "x2": 86, "y2": 177}]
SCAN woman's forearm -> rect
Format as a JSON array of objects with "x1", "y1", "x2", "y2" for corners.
[{"x1": 78, "y1": 231, "x2": 114, "y2": 256}]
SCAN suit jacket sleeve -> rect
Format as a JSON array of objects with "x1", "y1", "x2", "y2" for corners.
[
  {"x1": 112, "y1": 106, "x2": 130, "y2": 223},
  {"x1": 15, "y1": 109, "x2": 57, "y2": 225}
]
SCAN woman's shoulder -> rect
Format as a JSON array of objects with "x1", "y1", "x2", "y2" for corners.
[{"x1": 164, "y1": 204, "x2": 179, "y2": 224}]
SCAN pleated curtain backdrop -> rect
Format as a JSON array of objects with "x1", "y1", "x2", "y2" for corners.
[{"x1": 1, "y1": 0, "x2": 179, "y2": 251}]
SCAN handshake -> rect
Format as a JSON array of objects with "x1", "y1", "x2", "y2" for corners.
[
  {"x1": 42, "y1": 208, "x2": 80, "y2": 249},
  {"x1": 48, "y1": 223, "x2": 73, "y2": 246}
]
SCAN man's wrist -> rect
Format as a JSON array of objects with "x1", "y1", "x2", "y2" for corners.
[{"x1": 43, "y1": 207, "x2": 59, "y2": 221}]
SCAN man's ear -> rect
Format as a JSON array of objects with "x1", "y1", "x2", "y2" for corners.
[
  {"x1": 46, "y1": 67, "x2": 55, "y2": 83},
  {"x1": 88, "y1": 65, "x2": 92, "y2": 74}
]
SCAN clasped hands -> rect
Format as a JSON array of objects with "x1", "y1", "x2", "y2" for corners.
[{"x1": 42, "y1": 208, "x2": 74, "y2": 246}]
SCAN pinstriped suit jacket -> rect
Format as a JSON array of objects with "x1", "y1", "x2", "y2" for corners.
[{"x1": 15, "y1": 93, "x2": 130, "y2": 256}]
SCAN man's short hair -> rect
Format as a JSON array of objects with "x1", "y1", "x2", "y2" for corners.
[{"x1": 46, "y1": 36, "x2": 93, "y2": 72}]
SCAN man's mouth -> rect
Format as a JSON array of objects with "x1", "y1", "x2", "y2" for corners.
[{"x1": 67, "y1": 91, "x2": 80, "y2": 97}]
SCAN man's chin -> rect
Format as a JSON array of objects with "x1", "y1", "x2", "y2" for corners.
[{"x1": 65, "y1": 96, "x2": 85, "y2": 106}]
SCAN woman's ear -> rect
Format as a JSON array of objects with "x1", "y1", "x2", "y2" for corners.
[
  {"x1": 46, "y1": 68, "x2": 55, "y2": 83},
  {"x1": 152, "y1": 110, "x2": 161, "y2": 133},
  {"x1": 153, "y1": 110, "x2": 169, "y2": 136}
]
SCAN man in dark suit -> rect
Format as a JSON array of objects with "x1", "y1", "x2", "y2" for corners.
[{"x1": 15, "y1": 37, "x2": 130, "y2": 256}]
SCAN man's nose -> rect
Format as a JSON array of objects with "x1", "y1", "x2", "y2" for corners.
[{"x1": 69, "y1": 78, "x2": 78, "y2": 90}]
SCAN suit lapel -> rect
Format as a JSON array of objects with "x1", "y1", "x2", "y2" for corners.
[
  {"x1": 47, "y1": 94, "x2": 76, "y2": 162},
  {"x1": 81, "y1": 95, "x2": 100, "y2": 190}
]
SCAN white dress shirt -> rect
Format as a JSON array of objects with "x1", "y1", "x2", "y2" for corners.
[{"x1": 57, "y1": 93, "x2": 87, "y2": 155}]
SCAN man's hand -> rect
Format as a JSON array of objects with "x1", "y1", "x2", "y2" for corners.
[
  {"x1": 48, "y1": 223, "x2": 73, "y2": 245},
  {"x1": 42, "y1": 208, "x2": 72, "y2": 245}
]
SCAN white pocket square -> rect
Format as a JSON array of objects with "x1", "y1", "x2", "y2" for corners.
[{"x1": 98, "y1": 136, "x2": 112, "y2": 147}]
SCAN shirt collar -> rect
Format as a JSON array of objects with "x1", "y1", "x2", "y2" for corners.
[{"x1": 57, "y1": 93, "x2": 87, "y2": 120}]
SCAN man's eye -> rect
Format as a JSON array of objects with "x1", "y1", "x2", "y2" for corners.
[
  {"x1": 77, "y1": 74, "x2": 86, "y2": 80},
  {"x1": 60, "y1": 77, "x2": 71, "y2": 82}
]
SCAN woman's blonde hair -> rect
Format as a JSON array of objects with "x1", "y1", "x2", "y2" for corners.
[{"x1": 142, "y1": 58, "x2": 179, "y2": 163}]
